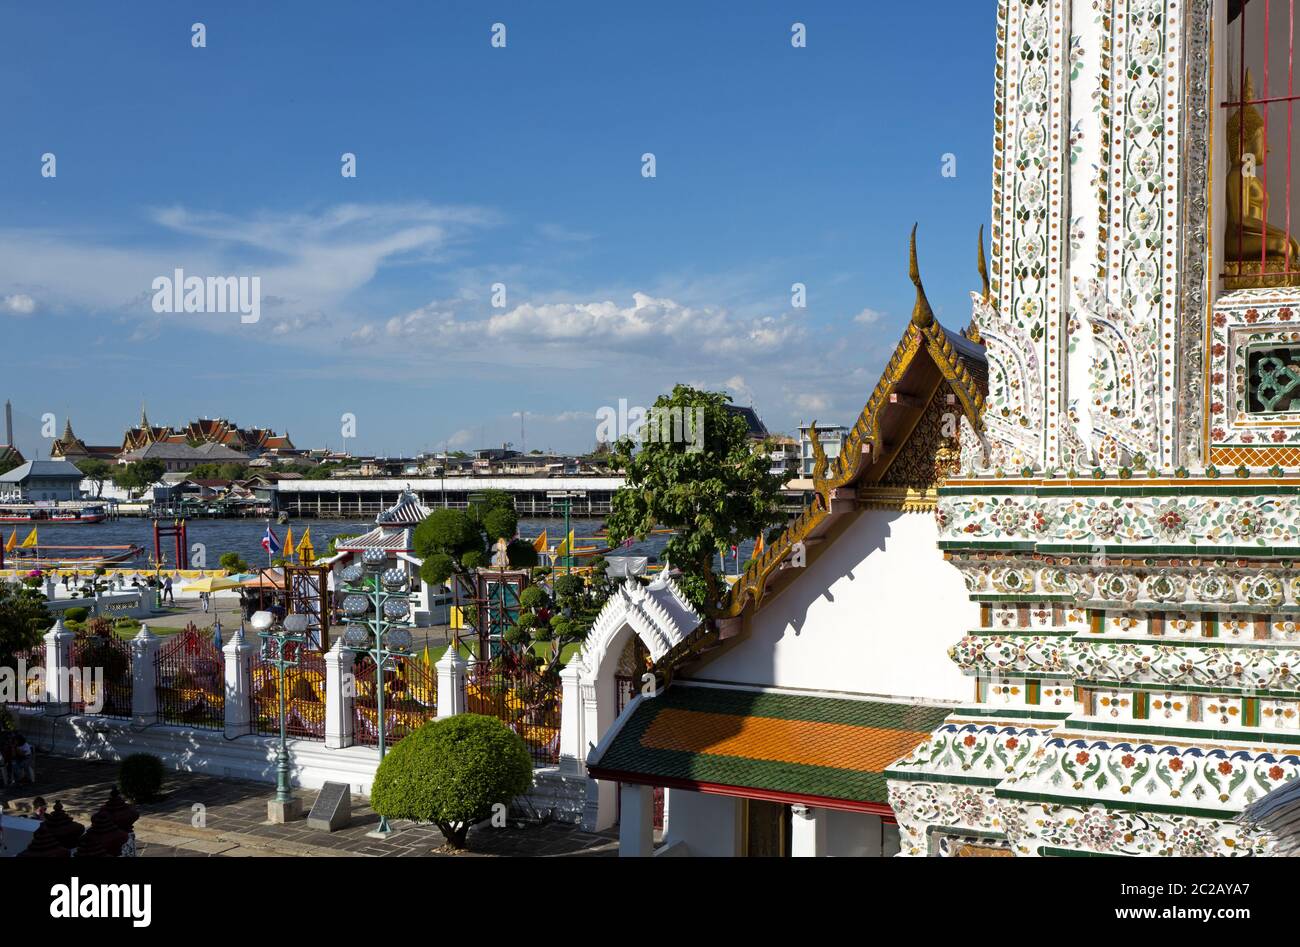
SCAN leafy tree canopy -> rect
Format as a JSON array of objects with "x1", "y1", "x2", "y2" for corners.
[
  {"x1": 606, "y1": 384, "x2": 787, "y2": 611},
  {"x1": 0, "y1": 582, "x2": 50, "y2": 667}
]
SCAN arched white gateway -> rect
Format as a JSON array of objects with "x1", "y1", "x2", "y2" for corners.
[{"x1": 558, "y1": 569, "x2": 702, "y2": 830}]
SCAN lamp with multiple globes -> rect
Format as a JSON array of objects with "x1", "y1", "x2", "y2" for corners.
[{"x1": 337, "y1": 550, "x2": 415, "y2": 837}]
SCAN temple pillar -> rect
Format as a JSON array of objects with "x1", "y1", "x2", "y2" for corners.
[
  {"x1": 790, "y1": 804, "x2": 827, "y2": 857},
  {"x1": 618, "y1": 783, "x2": 655, "y2": 857}
]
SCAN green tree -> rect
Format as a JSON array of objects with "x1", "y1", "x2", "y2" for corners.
[
  {"x1": 76, "y1": 459, "x2": 113, "y2": 497},
  {"x1": 369, "y1": 714, "x2": 532, "y2": 849},
  {"x1": 0, "y1": 581, "x2": 50, "y2": 667},
  {"x1": 219, "y1": 552, "x2": 249, "y2": 574},
  {"x1": 113, "y1": 459, "x2": 166, "y2": 494},
  {"x1": 606, "y1": 385, "x2": 787, "y2": 612}
]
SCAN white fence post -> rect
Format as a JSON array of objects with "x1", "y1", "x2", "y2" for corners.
[
  {"x1": 130, "y1": 625, "x2": 161, "y2": 729},
  {"x1": 222, "y1": 626, "x2": 254, "y2": 739},
  {"x1": 324, "y1": 636, "x2": 355, "y2": 749},
  {"x1": 43, "y1": 618, "x2": 74, "y2": 713},
  {"x1": 558, "y1": 662, "x2": 584, "y2": 775},
  {"x1": 435, "y1": 642, "x2": 467, "y2": 718}
]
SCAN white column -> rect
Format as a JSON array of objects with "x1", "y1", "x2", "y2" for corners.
[
  {"x1": 434, "y1": 641, "x2": 466, "y2": 719},
  {"x1": 43, "y1": 618, "x2": 74, "y2": 712},
  {"x1": 324, "y1": 635, "x2": 355, "y2": 749},
  {"x1": 130, "y1": 625, "x2": 161, "y2": 728},
  {"x1": 222, "y1": 625, "x2": 254, "y2": 739},
  {"x1": 618, "y1": 783, "x2": 655, "y2": 857},
  {"x1": 557, "y1": 662, "x2": 584, "y2": 774},
  {"x1": 790, "y1": 804, "x2": 827, "y2": 857}
]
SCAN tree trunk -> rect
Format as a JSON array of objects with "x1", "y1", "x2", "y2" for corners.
[{"x1": 439, "y1": 820, "x2": 470, "y2": 849}]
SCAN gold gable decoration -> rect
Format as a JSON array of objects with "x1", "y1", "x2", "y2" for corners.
[{"x1": 667, "y1": 228, "x2": 985, "y2": 659}]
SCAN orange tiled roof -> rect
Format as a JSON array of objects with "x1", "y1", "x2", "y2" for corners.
[{"x1": 588, "y1": 685, "x2": 950, "y2": 805}]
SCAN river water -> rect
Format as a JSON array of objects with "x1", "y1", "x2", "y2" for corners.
[{"x1": 3, "y1": 516, "x2": 754, "y2": 571}]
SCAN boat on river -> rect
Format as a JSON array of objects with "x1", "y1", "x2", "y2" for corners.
[
  {"x1": 0, "y1": 504, "x2": 108, "y2": 524},
  {"x1": 5, "y1": 543, "x2": 144, "y2": 569}
]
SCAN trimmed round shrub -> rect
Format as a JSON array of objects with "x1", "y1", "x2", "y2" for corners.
[
  {"x1": 370, "y1": 714, "x2": 531, "y2": 849},
  {"x1": 420, "y1": 553, "x2": 455, "y2": 586},
  {"x1": 554, "y1": 574, "x2": 585, "y2": 599},
  {"x1": 481, "y1": 507, "x2": 518, "y2": 543},
  {"x1": 120, "y1": 753, "x2": 165, "y2": 802},
  {"x1": 64, "y1": 607, "x2": 90, "y2": 623},
  {"x1": 519, "y1": 586, "x2": 547, "y2": 610}
]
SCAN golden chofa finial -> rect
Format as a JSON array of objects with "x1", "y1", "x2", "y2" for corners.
[
  {"x1": 977, "y1": 224, "x2": 991, "y2": 303},
  {"x1": 909, "y1": 224, "x2": 935, "y2": 328}
]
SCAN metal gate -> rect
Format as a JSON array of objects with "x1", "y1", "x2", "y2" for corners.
[
  {"x1": 70, "y1": 633, "x2": 132, "y2": 718},
  {"x1": 155, "y1": 625, "x2": 224, "y2": 729},
  {"x1": 351, "y1": 652, "x2": 437, "y2": 747},
  {"x1": 466, "y1": 660, "x2": 561, "y2": 765},
  {"x1": 251, "y1": 645, "x2": 326, "y2": 739}
]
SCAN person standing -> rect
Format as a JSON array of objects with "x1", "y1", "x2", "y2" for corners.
[
  {"x1": 163, "y1": 575, "x2": 174, "y2": 604},
  {"x1": 200, "y1": 591, "x2": 209, "y2": 613}
]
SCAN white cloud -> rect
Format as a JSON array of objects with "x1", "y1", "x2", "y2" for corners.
[
  {"x1": 854, "y1": 307, "x2": 885, "y2": 325},
  {"x1": 792, "y1": 393, "x2": 830, "y2": 413},
  {"x1": 0, "y1": 202, "x2": 493, "y2": 330},
  {"x1": 364, "y1": 292, "x2": 804, "y2": 367},
  {"x1": 511, "y1": 409, "x2": 591, "y2": 423},
  {"x1": 1, "y1": 294, "x2": 36, "y2": 315}
]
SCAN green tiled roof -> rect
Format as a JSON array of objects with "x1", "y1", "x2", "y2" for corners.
[{"x1": 589, "y1": 685, "x2": 950, "y2": 805}]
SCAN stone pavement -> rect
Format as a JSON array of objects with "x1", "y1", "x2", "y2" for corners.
[{"x1": 3, "y1": 754, "x2": 618, "y2": 857}]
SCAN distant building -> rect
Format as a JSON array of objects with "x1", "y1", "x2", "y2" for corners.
[
  {"x1": 48, "y1": 417, "x2": 117, "y2": 463},
  {"x1": 724, "y1": 404, "x2": 771, "y2": 443},
  {"x1": 0, "y1": 459, "x2": 86, "y2": 501},
  {"x1": 762, "y1": 435, "x2": 801, "y2": 479},
  {"x1": 119, "y1": 408, "x2": 294, "y2": 458},
  {"x1": 799, "y1": 423, "x2": 849, "y2": 477},
  {"x1": 118, "y1": 442, "x2": 244, "y2": 473}
]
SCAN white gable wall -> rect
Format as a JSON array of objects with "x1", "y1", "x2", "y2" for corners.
[{"x1": 696, "y1": 507, "x2": 973, "y2": 702}]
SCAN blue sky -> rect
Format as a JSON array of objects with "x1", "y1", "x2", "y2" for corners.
[{"x1": 0, "y1": 1, "x2": 994, "y2": 457}]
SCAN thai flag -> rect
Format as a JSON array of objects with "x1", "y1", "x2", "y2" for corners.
[{"x1": 262, "y1": 526, "x2": 281, "y2": 556}]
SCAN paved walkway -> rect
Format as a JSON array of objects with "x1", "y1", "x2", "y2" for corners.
[{"x1": 3, "y1": 754, "x2": 617, "y2": 857}]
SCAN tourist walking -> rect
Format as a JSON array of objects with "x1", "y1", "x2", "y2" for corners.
[
  {"x1": 163, "y1": 576, "x2": 174, "y2": 604},
  {"x1": 10, "y1": 735, "x2": 33, "y2": 785},
  {"x1": 200, "y1": 591, "x2": 209, "y2": 613}
]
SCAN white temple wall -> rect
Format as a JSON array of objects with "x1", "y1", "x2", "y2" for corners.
[
  {"x1": 661, "y1": 789, "x2": 741, "y2": 857},
  {"x1": 697, "y1": 508, "x2": 974, "y2": 701}
]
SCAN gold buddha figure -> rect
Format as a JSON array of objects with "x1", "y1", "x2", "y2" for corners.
[{"x1": 1225, "y1": 71, "x2": 1300, "y2": 266}]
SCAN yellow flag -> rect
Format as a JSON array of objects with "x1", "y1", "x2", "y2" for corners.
[
  {"x1": 554, "y1": 530, "x2": 575, "y2": 557},
  {"x1": 296, "y1": 528, "x2": 314, "y2": 564},
  {"x1": 283, "y1": 526, "x2": 295, "y2": 562},
  {"x1": 532, "y1": 529, "x2": 547, "y2": 553},
  {"x1": 20, "y1": 527, "x2": 38, "y2": 548},
  {"x1": 754, "y1": 532, "x2": 765, "y2": 555},
  {"x1": 4, "y1": 529, "x2": 15, "y2": 552}
]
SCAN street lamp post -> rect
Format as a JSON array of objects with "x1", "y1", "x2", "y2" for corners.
[
  {"x1": 253, "y1": 610, "x2": 310, "y2": 823},
  {"x1": 547, "y1": 490, "x2": 587, "y2": 575},
  {"x1": 338, "y1": 547, "x2": 413, "y2": 838}
]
